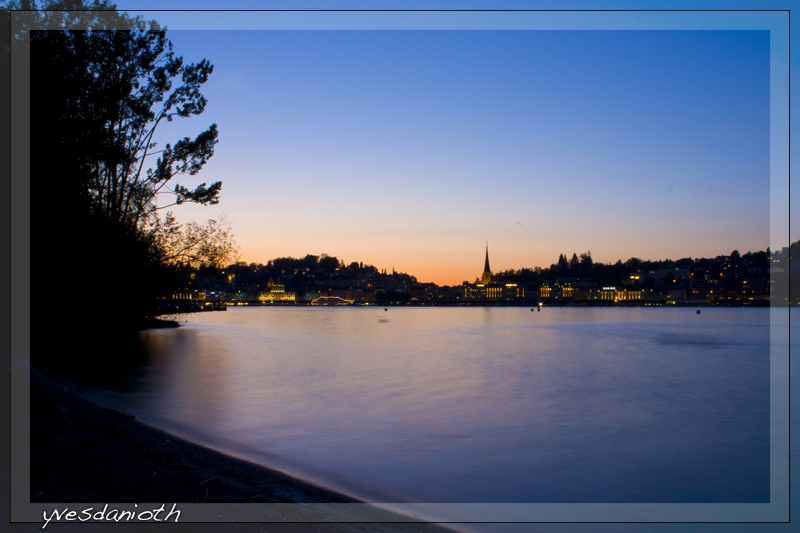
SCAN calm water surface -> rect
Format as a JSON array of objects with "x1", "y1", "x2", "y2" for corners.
[{"x1": 85, "y1": 307, "x2": 770, "y2": 503}]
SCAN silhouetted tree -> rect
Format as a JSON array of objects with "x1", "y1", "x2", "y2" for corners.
[
  {"x1": 624, "y1": 257, "x2": 642, "y2": 271},
  {"x1": 557, "y1": 254, "x2": 568, "y2": 273},
  {"x1": 318, "y1": 254, "x2": 340, "y2": 273},
  {"x1": 148, "y1": 213, "x2": 237, "y2": 268},
  {"x1": 300, "y1": 254, "x2": 319, "y2": 270},
  {"x1": 33, "y1": 28, "x2": 220, "y2": 228},
  {"x1": 579, "y1": 252, "x2": 593, "y2": 270},
  {"x1": 27, "y1": 1, "x2": 236, "y2": 362}
]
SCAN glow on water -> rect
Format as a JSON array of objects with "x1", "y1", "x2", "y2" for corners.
[{"x1": 87, "y1": 307, "x2": 770, "y2": 503}]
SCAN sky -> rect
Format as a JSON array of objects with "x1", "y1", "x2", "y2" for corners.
[{"x1": 101, "y1": 4, "x2": 784, "y2": 286}]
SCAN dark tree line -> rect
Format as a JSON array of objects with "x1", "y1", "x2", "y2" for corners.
[
  {"x1": 19, "y1": 1, "x2": 238, "y2": 363},
  {"x1": 183, "y1": 254, "x2": 417, "y2": 296},
  {"x1": 492, "y1": 248, "x2": 773, "y2": 289}
]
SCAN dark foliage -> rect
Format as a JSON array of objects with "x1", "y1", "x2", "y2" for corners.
[{"x1": 26, "y1": 3, "x2": 227, "y2": 362}]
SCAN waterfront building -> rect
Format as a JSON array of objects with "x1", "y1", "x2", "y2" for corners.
[
  {"x1": 666, "y1": 289, "x2": 688, "y2": 301},
  {"x1": 173, "y1": 288, "x2": 206, "y2": 301},
  {"x1": 467, "y1": 283, "x2": 502, "y2": 300},
  {"x1": 258, "y1": 279, "x2": 296, "y2": 302},
  {"x1": 464, "y1": 245, "x2": 526, "y2": 302},
  {"x1": 612, "y1": 288, "x2": 651, "y2": 301},
  {"x1": 226, "y1": 291, "x2": 250, "y2": 303},
  {"x1": 539, "y1": 284, "x2": 552, "y2": 299},
  {"x1": 303, "y1": 290, "x2": 325, "y2": 302},
  {"x1": 502, "y1": 283, "x2": 525, "y2": 300},
  {"x1": 357, "y1": 289, "x2": 376, "y2": 303},
  {"x1": 688, "y1": 280, "x2": 715, "y2": 301},
  {"x1": 539, "y1": 282, "x2": 575, "y2": 301},
  {"x1": 330, "y1": 289, "x2": 356, "y2": 301},
  {"x1": 587, "y1": 286, "x2": 653, "y2": 302},
  {"x1": 205, "y1": 291, "x2": 223, "y2": 302},
  {"x1": 745, "y1": 278, "x2": 770, "y2": 298}
]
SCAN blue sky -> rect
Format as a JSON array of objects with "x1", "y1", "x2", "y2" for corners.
[{"x1": 102, "y1": 3, "x2": 787, "y2": 284}]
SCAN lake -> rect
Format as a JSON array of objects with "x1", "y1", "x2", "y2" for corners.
[{"x1": 83, "y1": 307, "x2": 770, "y2": 503}]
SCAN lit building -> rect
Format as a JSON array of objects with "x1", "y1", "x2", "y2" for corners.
[
  {"x1": 503, "y1": 283, "x2": 525, "y2": 300},
  {"x1": 540, "y1": 284, "x2": 552, "y2": 299},
  {"x1": 589, "y1": 286, "x2": 653, "y2": 302},
  {"x1": 173, "y1": 288, "x2": 205, "y2": 301},
  {"x1": 539, "y1": 282, "x2": 575, "y2": 300},
  {"x1": 467, "y1": 284, "x2": 503, "y2": 299},
  {"x1": 465, "y1": 245, "x2": 525, "y2": 302},
  {"x1": 258, "y1": 278, "x2": 295, "y2": 302}
]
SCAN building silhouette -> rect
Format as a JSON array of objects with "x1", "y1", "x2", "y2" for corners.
[
  {"x1": 465, "y1": 244, "x2": 523, "y2": 301},
  {"x1": 482, "y1": 243, "x2": 492, "y2": 284}
]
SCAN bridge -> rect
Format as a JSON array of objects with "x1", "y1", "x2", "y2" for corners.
[{"x1": 310, "y1": 296, "x2": 355, "y2": 306}]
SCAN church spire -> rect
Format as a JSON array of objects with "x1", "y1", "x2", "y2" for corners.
[{"x1": 481, "y1": 242, "x2": 492, "y2": 284}]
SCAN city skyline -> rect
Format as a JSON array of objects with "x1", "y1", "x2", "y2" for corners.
[
  {"x1": 236, "y1": 238, "x2": 787, "y2": 278},
  {"x1": 105, "y1": 9, "x2": 778, "y2": 287},
  {"x1": 233, "y1": 239, "x2": 783, "y2": 285},
  {"x1": 169, "y1": 238, "x2": 788, "y2": 307}
]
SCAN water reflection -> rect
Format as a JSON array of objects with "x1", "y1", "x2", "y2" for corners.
[{"x1": 84, "y1": 308, "x2": 770, "y2": 503}]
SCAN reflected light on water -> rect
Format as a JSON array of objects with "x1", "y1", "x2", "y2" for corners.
[{"x1": 86, "y1": 307, "x2": 770, "y2": 504}]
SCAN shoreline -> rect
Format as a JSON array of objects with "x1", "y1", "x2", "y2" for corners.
[
  {"x1": 165, "y1": 301, "x2": 775, "y2": 309},
  {"x1": 29, "y1": 363, "x2": 456, "y2": 530}
]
